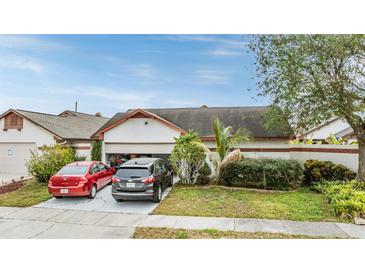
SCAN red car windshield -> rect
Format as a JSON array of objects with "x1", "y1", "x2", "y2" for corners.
[{"x1": 58, "y1": 166, "x2": 88, "y2": 175}]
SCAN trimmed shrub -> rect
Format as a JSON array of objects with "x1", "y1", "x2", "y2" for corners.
[
  {"x1": 317, "y1": 181, "x2": 365, "y2": 218},
  {"x1": 304, "y1": 159, "x2": 356, "y2": 185},
  {"x1": 91, "y1": 141, "x2": 102, "y2": 161},
  {"x1": 196, "y1": 162, "x2": 212, "y2": 185},
  {"x1": 219, "y1": 158, "x2": 303, "y2": 190},
  {"x1": 26, "y1": 144, "x2": 74, "y2": 183}
]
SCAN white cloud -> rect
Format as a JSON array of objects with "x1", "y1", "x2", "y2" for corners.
[
  {"x1": 42, "y1": 85, "x2": 203, "y2": 112},
  {"x1": 106, "y1": 63, "x2": 155, "y2": 80},
  {"x1": 162, "y1": 35, "x2": 245, "y2": 48},
  {"x1": 159, "y1": 35, "x2": 248, "y2": 57},
  {"x1": 0, "y1": 35, "x2": 65, "y2": 51},
  {"x1": 209, "y1": 49, "x2": 243, "y2": 56},
  {"x1": 195, "y1": 69, "x2": 230, "y2": 84},
  {"x1": 0, "y1": 55, "x2": 44, "y2": 73}
]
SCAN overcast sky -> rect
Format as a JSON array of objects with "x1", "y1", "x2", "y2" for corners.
[{"x1": 0, "y1": 34, "x2": 269, "y2": 117}]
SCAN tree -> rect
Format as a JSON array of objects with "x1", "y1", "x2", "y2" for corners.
[
  {"x1": 91, "y1": 140, "x2": 102, "y2": 161},
  {"x1": 212, "y1": 117, "x2": 250, "y2": 162},
  {"x1": 26, "y1": 144, "x2": 74, "y2": 183},
  {"x1": 249, "y1": 35, "x2": 365, "y2": 181},
  {"x1": 169, "y1": 131, "x2": 206, "y2": 184}
]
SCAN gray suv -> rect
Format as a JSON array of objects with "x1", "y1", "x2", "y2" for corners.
[{"x1": 111, "y1": 158, "x2": 174, "y2": 203}]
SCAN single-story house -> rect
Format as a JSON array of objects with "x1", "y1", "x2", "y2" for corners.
[
  {"x1": 0, "y1": 109, "x2": 109, "y2": 174},
  {"x1": 299, "y1": 117, "x2": 357, "y2": 143},
  {"x1": 0, "y1": 105, "x2": 292, "y2": 175},
  {"x1": 91, "y1": 106, "x2": 291, "y2": 164}
]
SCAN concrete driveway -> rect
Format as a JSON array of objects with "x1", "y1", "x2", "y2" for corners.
[{"x1": 34, "y1": 179, "x2": 176, "y2": 214}]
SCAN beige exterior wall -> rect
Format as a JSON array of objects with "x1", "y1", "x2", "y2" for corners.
[
  {"x1": 0, "y1": 117, "x2": 56, "y2": 147},
  {"x1": 68, "y1": 141, "x2": 91, "y2": 160},
  {"x1": 0, "y1": 117, "x2": 57, "y2": 174},
  {"x1": 103, "y1": 118, "x2": 180, "y2": 143}
]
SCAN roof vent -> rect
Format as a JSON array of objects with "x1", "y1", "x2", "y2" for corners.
[
  {"x1": 95, "y1": 112, "x2": 102, "y2": 117},
  {"x1": 200, "y1": 105, "x2": 208, "y2": 108}
]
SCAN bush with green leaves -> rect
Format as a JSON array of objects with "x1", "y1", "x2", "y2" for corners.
[
  {"x1": 169, "y1": 131, "x2": 207, "y2": 184},
  {"x1": 304, "y1": 159, "x2": 356, "y2": 185},
  {"x1": 196, "y1": 162, "x2": 212, "y2": 185},
  {"x1": 91, "y1": 140, "x2": 102, "y2": 161},
  {"x1": 219, "y1": 158, "x2": 303, "y2": 190},
  {"x1": 26, "y1": 144, "x2": 74, "y2": 183},
  {"x1": 316, "y1": 181, "x2": 365, "y2": 218}
]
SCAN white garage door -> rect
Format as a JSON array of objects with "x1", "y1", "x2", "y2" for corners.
[{"x1": 0, "y1": 143, "x2": 37, "y2": 174}]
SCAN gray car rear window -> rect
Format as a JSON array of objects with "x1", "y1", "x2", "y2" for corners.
[{"x1": 116, "y1": 167, "x2": 151, "y2": 178}]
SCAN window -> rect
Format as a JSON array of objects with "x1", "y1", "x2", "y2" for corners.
[
  {"x1": 116, "y1": 167, "x2": 150, "y2": 178},
  {"x1": 154, "y1": 161, "x2": 164, "y2": 173},
  {"x1": 4, "y1": 113, "x2": 23, "y2": 130},
  {"x1": 98, "y1": 163, "x2": 107, "y2": 171},
  {"x1": 10, "y1": 114, "x2": 17, "y2": 126},
  {"x1": 90, "y1": 164, "x2": 100, "y2": 174},
  {"x1": 58, "y1": 166, "x2": 88, "y2": 175}
]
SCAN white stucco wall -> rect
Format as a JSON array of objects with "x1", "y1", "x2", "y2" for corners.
[
  {"x1": 0, "y1": 117, "x2": 56, "y2": 146},
  {"x1": 68, "y1": 141, "x2": 91, "y2": 160},
  {"x1": 302, "y1": 119, "x2": 350, "y2": 139},
  {"x1": 289, "y1": 144, "x2": 358, "y2": 171},
  {"x1": 104, "y1": 118, "x2": 181, "y2": 143},
  {"x1": 205, "y1": 140, "x2": 290, "y2": 159}
]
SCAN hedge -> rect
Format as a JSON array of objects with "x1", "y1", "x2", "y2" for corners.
[
  {"x1": 219, "y1": 158, "x2": 303, "y2": 190},
  {"x1": 304, "y1": 159, "x2": 356, "y2": 185}
]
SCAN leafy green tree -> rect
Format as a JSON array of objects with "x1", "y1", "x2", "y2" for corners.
[
  {"x1": 91, "y1": 140, "x2": 102, "y2": 161},
  {"x1": 26, "y1": 144, "x2": 74, "y2": 183},
  {"x1": 169, "y1": 131, "x2": 207, "y2": 184},
  {"x1": 249, "y1": 35, "x2": 365, "y2": 180},
  {"x1": 213, "y1": 117, "x2": 249, "y2": 162}
]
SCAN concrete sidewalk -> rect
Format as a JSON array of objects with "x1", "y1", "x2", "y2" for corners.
[{"x1": 1, "y1": 206, "x2": 365, "y2": 239}]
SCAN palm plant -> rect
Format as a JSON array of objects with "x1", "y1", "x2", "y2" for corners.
[{"x1": 212, "y1": 117, "x2": 250, "y2": 162}]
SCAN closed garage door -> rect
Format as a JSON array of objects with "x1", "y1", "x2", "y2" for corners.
[{"x1": 0, "y1": 143, "x2": 37, "y2": 174}]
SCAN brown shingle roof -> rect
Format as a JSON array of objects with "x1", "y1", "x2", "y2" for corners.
[
  {"x1": 15, "y1": 109, "x2": 109, "y2": 140},
  {"x1": 92, "y1": 106, "x2": 291, "y2": 139}
]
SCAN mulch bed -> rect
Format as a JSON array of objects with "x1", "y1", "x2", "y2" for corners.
[{"x1": 0, "y1": 180, "x2": 27, "y2": 195}]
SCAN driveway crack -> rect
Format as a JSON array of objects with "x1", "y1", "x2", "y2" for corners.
[{"x1": 28, "y1": 222, "x2": 56, "y2": 239}]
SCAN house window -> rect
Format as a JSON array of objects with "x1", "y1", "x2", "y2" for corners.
[{"x1": 4, "y1": 113, "x2": 23, "y2": 131}]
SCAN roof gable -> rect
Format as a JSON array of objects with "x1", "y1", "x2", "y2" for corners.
[{"x1": 97, "y1": 108, "x2": 186, "y2": 138}]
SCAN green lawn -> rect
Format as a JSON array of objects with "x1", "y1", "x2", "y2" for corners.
[
  {"x1": 133, "y1": 227, "x2": 326, "y2": 239},
  {"x1": 154, "y1": 184, "x2": 345, "y2": 222},
  {"x1": 0, "y1": 179, "x2": 52, "y2": 207}
]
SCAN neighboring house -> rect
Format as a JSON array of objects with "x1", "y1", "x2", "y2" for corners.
[
  {"x1": 0, "y1": 109, "x2": 109, "y2": 174},
  {"x1": 91, "y1": 106, "x2": 291, "y2": 164},
  {"x1": 299, "y1": 117, "x2": 357, "y2": 143}
]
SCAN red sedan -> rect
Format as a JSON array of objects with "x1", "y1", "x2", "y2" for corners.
[{"x1": 48, "y1": 161, "x2": 115, "y2": 199}]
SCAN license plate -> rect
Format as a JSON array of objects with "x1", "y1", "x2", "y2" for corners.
[
  {"x1": 60, "y1": 188, "x2": 69, "y2": 194},
  {"x1": 126, "y1": 182, "x2": 135, "y2": 188}
]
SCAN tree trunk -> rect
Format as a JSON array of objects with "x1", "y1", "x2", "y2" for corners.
[{"x1": 357, "y1": 140, "x2": 365, "y2": 181}]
